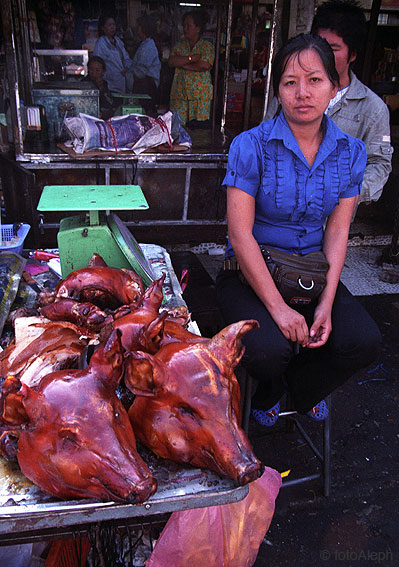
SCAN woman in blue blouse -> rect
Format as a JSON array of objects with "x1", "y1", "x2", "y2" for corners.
[
  {"x1": 131, "y1": 15, "x2": 161, "y2": 115},
  {"x1": 216, "y1": 34, "x2": 381, "y2": 426},
  {"x1": 93, "y1": 14, "x2": 132, "y2": 94}
]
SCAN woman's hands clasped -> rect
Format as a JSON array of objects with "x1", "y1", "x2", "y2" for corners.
[{"x1": 270, "y1": 300, "x2": 332, "y2": 348}]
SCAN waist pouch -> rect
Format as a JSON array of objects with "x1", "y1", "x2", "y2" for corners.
[{"x1": 259, "y1": 246, "x2": 329, "y2": 305}]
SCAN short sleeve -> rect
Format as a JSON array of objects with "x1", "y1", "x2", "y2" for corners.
[
  {"x1": 340, "y1": 138, "x2": 367, "y2": 199},
  {"x1": 200, "y1": 40, "x2": 215, "y2": 66},
  {"x1": 171, "y1": 40, "x2": 186, "y2": 57},
  {"x1": 222, "y1": 132, "x2": 262, "y2": 197}
]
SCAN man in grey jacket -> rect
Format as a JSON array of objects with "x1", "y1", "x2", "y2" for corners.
[{"x1": 266, "y1": 0, "x2": 393, "y2": 205}]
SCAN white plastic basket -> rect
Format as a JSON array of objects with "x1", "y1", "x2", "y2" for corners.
[{"x1": 0, "y1": 224, "x2": 31, "y2": 255}]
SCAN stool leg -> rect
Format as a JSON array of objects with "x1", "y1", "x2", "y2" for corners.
[{"x1": 323, "y1": 395, "x2": 332, "y2": 497}]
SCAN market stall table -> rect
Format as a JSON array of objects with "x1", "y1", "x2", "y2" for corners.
[{"x1": 0, "y1": 243, "x2": 249, "y2": 549}]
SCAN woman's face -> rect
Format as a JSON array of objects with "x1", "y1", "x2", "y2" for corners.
[
  {"x1": 183, "y1": 16, "x2": 200, "y2": 44},
  {"x1": 103, "y1": 18, "x2": 116, "y2": 38},
  {"x1": 277, "y1": 49, "x2": 337, "y2": 127}
]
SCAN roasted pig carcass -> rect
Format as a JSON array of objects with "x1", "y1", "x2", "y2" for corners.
[
  {"x1": 55, "y1": 265, "x2": 144, "y2": 309},
  {"x1": 0, "y1": 330, "x2": 157, "y2": 503},
  {"x1": 109, "y1": 277, "x2": 166, "y2": 354},
  {"x1": 125, "y1": 320, "x2": 264, "y2": 486},
  {"x1": 0, "y1": 321, "x2": 91, "y2": 388},
  {"x1": 108, "y1": 276, "x2": 207, "y2": 354},
  {"x1": 40, "y1": 299, "x2": 110, "y2": 331}
]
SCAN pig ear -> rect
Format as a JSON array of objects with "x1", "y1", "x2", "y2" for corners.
[
  {"x1": 141, "y1": 275, "x2": 165, "y2": 310},
  {"x1": 138, "y1": 312, "x2": 166, "y2": 354},
  {"x1": 124, "y1": 352, "x2": 160, "y2": 397},
  {"x1": 208, "y1": 320, "x2": 260, "y2": 370},
  {"x1": 91, "y1": 329, "x2": 124, "y2": 385},
  {"x1": 1, "y1": 377, "x2": 34, "y2": 426}
]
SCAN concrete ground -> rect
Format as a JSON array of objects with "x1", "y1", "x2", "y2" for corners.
[
  {"x1": 252, "y1": 292, "x2": 399, "y2": 567},
  {"x1": 171, "y1": 248, "x2": 399, "y2": 567}
]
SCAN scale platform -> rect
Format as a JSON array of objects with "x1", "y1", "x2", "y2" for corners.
[{"x1": 37, "y1": 185, "x2": 156, "y2": 284}]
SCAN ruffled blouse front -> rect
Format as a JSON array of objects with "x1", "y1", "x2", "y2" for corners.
[{"x1": 223, "y1": 112, "x2": 366, "y2": 255}]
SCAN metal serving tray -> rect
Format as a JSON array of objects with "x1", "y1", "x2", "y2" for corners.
[{"x1": 0, "y1": 450, "x2": 248, "y2": 540}]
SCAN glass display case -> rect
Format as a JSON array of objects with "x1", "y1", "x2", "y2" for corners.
[{"x1": 33, "y1": 50, "x2": 89, "y2": 83}]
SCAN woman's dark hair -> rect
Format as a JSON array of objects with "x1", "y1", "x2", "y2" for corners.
[
  {"x1": 98, "y1": 14, "x2": 116, "y2": 36},
  {"x1": 183, "y1": 9, "x2": 209, "y2": 36},
  {"x1": 137, "y1": 15, "x2": 157, "y2": 39},
  {"x1": 88, "y1": 55, "x2": 106, "y2": 71},
  {"x1": 311, "y1": 0, "x2": 367, "y2": 60},
  {"x1": 272, "y1": 33, "x2": 340, "y2": 95}
]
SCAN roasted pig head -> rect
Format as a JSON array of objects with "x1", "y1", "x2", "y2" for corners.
[
  {"x1": 0, "y1": 331, "x2": 157, "y2": 503},
  {"x1": 0, "y1": 323, "x2": 90, "y2": 388},
  {"x1": 55, "y1": 265, "x2": 145, "y2": 309},
  {"x1": 110, "y1": 276, "x2": 207, "y2": 352},
  {"x1": 125, "y1": 320, "x2": 264, "y2": 486},
  {"x1": 110, "y1": 277, "x2": 166, "y2": 354}
]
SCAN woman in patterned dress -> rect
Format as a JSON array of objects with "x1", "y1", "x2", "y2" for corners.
[{"x1": 168, "y1": 10, "x2": 214, "y2": 128}]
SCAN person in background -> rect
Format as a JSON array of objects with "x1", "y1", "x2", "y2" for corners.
[
  {"x1": 168, "y1": 9, "x2": 214, "y2": 129},
  {"x1": 93, "y1": 14, "x2": 132, "y2": 94},
  {"x1": 131, "y1": 15, "x2": 161, "y2": 115},
  {"x1": 312, "y1": 0, "x2": 393, "y2": 205},
  {"x1": 87, "y1": 56, "x2": 116, "y2": 120},
  {"x1": 266, "y1": 0, "x2": 393, "y2": 206},
  {"x1": 217, "y1": 34, "x2": 381, "y2": 427}
]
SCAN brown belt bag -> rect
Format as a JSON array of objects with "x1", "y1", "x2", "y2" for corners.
[
  {"x1": 259, "y1": 246, "x2": 329, "y2": 305},
  {"x1": 224, "y1": 247, "x2": 330, "y2": 306}
]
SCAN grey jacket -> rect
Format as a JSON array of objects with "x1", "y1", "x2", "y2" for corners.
[{"x1": 265, "y1": 72, "x2": 393, "y2": 203}]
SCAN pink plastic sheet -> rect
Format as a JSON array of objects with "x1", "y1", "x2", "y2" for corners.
[{"x1": 146, "y1": 466, "x2": 282, "y2": 567}]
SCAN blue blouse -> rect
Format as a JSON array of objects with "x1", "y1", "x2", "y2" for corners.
[
  {"x1": 131, "y1": 38, "x2": 161, "y2": 87},
  {"x1": 223, "y1": 112, "x2": 366, "y2": 255},
  {"x1": 93, "y1": 35, "x2": 132, "y2": 94}
]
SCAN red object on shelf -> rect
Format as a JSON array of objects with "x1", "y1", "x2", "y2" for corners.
[
  {"x1": 226, "y1": 92, "x2": 244, "y2": 113},
  {"x1": 33, "y1": 250, "x2": 60, "y2": 261}
]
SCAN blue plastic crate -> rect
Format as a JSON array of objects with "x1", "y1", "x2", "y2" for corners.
[{"x1": 0, "y1": 224, "x2": 31, "y2": 255}]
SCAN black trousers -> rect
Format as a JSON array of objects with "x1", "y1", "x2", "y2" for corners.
[{"x1": 216, "y1": 271, "x2": 381, "y2": 413}]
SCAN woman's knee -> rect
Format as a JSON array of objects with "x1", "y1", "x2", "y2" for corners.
[
  {"x1": 330, "y1": 319, "x2": 382, "y2": 370},
  {"x1": 242, "y1": 332, "x2": 293, "y2": 381}
]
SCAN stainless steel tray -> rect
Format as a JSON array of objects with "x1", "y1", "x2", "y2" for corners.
[{"x1": 0, "y1": 450, "x2": 247, "y2": 537}]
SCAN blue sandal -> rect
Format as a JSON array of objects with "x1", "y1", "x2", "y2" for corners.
[
  {"x1": 307, "y1": 400, "x2": 329, "y2": 421},
  {"x1": 251, "y1": 401, "x2": 280, "y2": 427}
]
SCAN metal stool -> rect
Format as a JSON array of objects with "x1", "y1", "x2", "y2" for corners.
[{"x1": 238, "y1": 369, "x2": 331, "y2": 497}]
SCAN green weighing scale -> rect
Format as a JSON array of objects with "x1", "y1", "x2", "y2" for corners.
[
  {"x1": 112, "y1": 93, "x2": 151, "y2": 115},
  {"x1": 37, "y1": 185, "x2": 156, "y2": 285}
]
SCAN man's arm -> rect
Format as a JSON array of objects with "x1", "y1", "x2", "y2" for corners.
[
  {"x1": 263, "y1": 96, "x2": 279, "y2": 121},
  {"x1": 358, "y1": 103, "x2": 393, "y2": 204}
]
